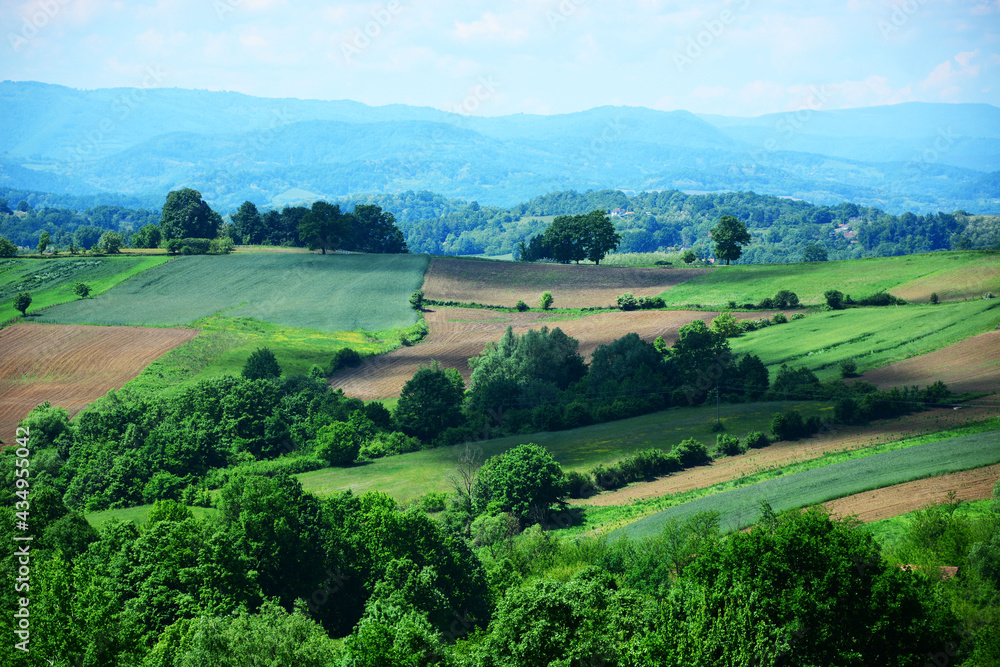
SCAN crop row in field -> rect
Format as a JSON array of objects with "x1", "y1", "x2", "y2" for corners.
[
  {"x1": 297, "y1": 400, "x2": 832, "y2": 503},
  {"x1": 730, "y1": 298, "x2": 1000, "y2": 382},
  {"x1": 422, "y1": 256, "x2": 710, "y2": 308},
  {"x1": 609, "y1": 430, "x2": 1000, "y2": 541},
  {"x1": 0, "y1": 256, "x2": 171, "y2": 324},
  {"x1": 660, "y1": 251, "x2": 999, "y2": 308},
  {"x1": 35, "y1": 253, "x2": 429, "y2": 331},
  {"x1": 0, "y1": 323, "x2": 199, "y2": 444}
]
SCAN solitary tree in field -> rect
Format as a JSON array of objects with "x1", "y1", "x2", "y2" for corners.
[
  {"x1": 97, "y1": 231, "x2": 123, "y2": 254},
  {"x1": 160, "y1": 188, "x2": 224, "y2": 240},
  {"x1": 298, "y1": 201, "x2": 350, "y2": 254},
  {"x1": 242, "y1": 347, "x2": 281, "y2": 380},
  {"x1": 14, "y1": 292, "x2": 31, "y2": 316},
  {"x1": 409, "y1": 290, "x2": 424, "y2": 310},
  {"x1": 539, "y1": 291, "x2": 554, "y2": 310},
  {"x1": 73, "y1": 283, "x2": 91, "y2": 299},
  {"x1": 710, "y1": 215, "x2": 751, "y2": 265}
]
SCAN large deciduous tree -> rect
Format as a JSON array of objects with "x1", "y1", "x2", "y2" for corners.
[
  {"x1": 298, "y1": 201, "x2": 350, "y2": 254},
  {"x1": 472, "y1": 443, "x2": 568, "y2": 521},
  {"x1": 583, "y1": 209, "x2": 622, "y2": 265},
  {"x1": 711, "y1": 215, "x2": 751, "y2": 265},
  {"x1": 394, "y1": 364, "x2": 465, "y2": 443},
  {"x1": 231, "y1": 201, "x2": 264, "y2": 245},
  {"x1": 160, "y1": 188, "x2": 224, "y2": 240},
  {"x1": 349, "y1": 204, "x2": 408, "y2": 253}
]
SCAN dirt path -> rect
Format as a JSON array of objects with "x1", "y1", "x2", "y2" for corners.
[
  {"x1": 570, "y1": 401, "x2": 1000, "y2": 507},
  {"x1": 333, "y1": 307, "x2": 788, "y2": 400}
]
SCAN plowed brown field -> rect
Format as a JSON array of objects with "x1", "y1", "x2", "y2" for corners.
[
  {"x1": 422, "y1": 257, "x2": 711, "y2": 308},
  {"x1": 824, "y1": 464, "x2": 1000, "y2": 523},
  {"x1": 0, "y1": 324, "x2": 198, "y2": 443},
  {"x1": 860, "y1": 330, "x2": 1000, "y2": 393},
  {"x1": 333, "y1": 307, "x2": 785, "y2": 400}
]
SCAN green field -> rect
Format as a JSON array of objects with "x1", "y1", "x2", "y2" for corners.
[
  {"x1": 731, "y1": 298, "x2": 1000, "y2": 381},
  {"x1": 0, "y1": 256, "x2": 171, "y2": 324},
  {"x1": 297, "y1": 400, "x2": 832, "y2": 503},
  {"x1": 34, "y1": 253, "x2": 429, "y2": 331},
  {"x1": 660, "y1": 252, "x2": 999, "y2": 308},
  {"x1": 85, "y1": 504, "x2": 220, "y2": 529},
  {"x1": 609, "y1": 431, "x2": 1000, "y2": 541},
  {"x1": 122, "y1": 315, "x2": 417, "y2": 396}
]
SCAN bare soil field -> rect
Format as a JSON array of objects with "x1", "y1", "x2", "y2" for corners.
[
  {"x1": 824, "y1": 464, "x2": 1000, "y2": 523},
  {"x1": 333, "y1": 306, "x2": 780, "y2": 400},
  {"x1": 421, "y1": 257, "x2": 711, "y2": 308},
  {"x1": 570, "y1": 402, "x2": 1000, "y2": 507},
  {"x1": 0, "y1": 323, "x2": 198, "y2": 443},
  {"x1": 860, "y1": 330, "x2": 1000, "y2": 394}
]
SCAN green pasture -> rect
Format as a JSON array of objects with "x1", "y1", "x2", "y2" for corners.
[
  {"x1": 609, "y1": 430, "x2": 1000, "y2": 541},
  {"x1": 123, "y1": 315, "x2": 415, "y2": 396},
  {"x1": 34, "y1": 253, "x2": 429, "y2": 331},
  {"x1": 660, "y1": 252, "x2": 998, "y2": 308},
  {"x1": 730, "y1": 298, "x2": 1000, "y2": 381},
  {"x1": 85, "y1": 504, "x2": 220, "y2": 529},
  {"x1": 297, "y1": 400, "x2": 831, "y2": 503},
  {"x1": 0, "y1": 256, "x2": 170, "y2": 325}
]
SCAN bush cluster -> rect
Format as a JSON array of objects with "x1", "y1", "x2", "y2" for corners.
[
  {"x1": 731, "y1": 289, "x2": 800, "y2": 311},
  {"x1": 585, "y1": 439, "x2": 712, "y2": 492},
  {"x1": 616, "y1": 292, "x2": 665, "y2": 311}
]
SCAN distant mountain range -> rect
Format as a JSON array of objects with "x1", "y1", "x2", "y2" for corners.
[{"x1": 2, "y1": 81, "x2": 998, "y2": 214}]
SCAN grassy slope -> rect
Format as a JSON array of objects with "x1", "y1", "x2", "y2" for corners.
[
  {"x1": 297, "y1": 400, "x2": 831, "y2": 503},
  {"x1": 34, "y1": 253, "x2": 429, "y2": 331},
  {"x1": 730, "y1": 299, "x2": 1000, "y2": 381},
  {"x1": 864, "y1": 498, "x2": 996, "y2": 552},
  {"x1": 660, "y1": 252, "x2": 998, "y2": 308},
  {"x1": 120, "y1": 315, "x2": 415, "y2": 396},
  {"x1": 609, "y1": 430, "x2": 1000, "y2": 540},
  {"x1": 0, "y1": 256, "x2": 171, "y2": 324}
]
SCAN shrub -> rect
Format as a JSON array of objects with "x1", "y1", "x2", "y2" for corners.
[
  {"x1": 242, "y1": 347, "x2": 281, "y2": 380},
  {"x1": 359, "y1": 431, "x2": 421, "y2": 459},
  {"x1": 824, "y1": 289, "x2": 845, "y2": 310},
  {"x1": 420, "y1": 492, "x2": 448, "y2": 513},
  {"x1": 673, "y1": 438, "x2": 712, "y2": 467},
  {"x1": 771, "y1": 409, "x2": 808, "y2": 441},
  {"x1": 314, "y1": 422, "x2": 360, "y2": 466},
  {"x1": 773, "y1": 290, "x2": 800, "y2": 308},
  {"x1": 744, "y1": 431, "x2": 770, "y2": 449},
  {"x1": 563, "y1": 401, "x2": 592, "y2": 428},
  {"x1": 327, "y1": 347, "x2": 363, "y2": 375},
  {"x1": 409, "y1": 289, "x2": 424, "y2": 310},
  {"x1": 617, "y1": 292, "x2": 639, "y2": 311},
  {"x1": 716, "y1": 434, "x2": 743, "y2": 456},
  {"x1": 682, "y1": 250, "x2": 696, "y2": 264},
  {"x1": 929, "y1": 292, "x2": 939, "y2": 304},
  {"x1": 791, "y1": 313, "x2": 805, "y2": 320},
  {"x1": 515, "y1": 299, "x2": 529, "y2": 312},
  {"x1": 710, "y1": 311, "x2": 740, "y2": 338},
  {"x1": 855, "y1": 292, "x2": 906, "y2": 307},
  {"x1": 13, "y1": 292, "x2": 31, "y2": 316},
  {"x1": 539, "y1": 291, "x2": 554, "y2": 310},
  {"x1": 209, "y1": 237, "x2": 235, "y2": 254},
  {"x1": 771, "y1": 312, "x2": 788, "y2": 324},
  {"x1": 564, "y1": 471, "x2": 595, "y2": 499},
  {"x1": 638, "y1": 295, "x2": 665, "y2": 309},
  {"x1": 839, "y1": 358, "x2": 858, "y2": 378}
]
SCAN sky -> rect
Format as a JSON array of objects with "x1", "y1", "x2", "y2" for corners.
[{"x1": 3, "y1": 0, "x2": 999, "y2": 117}]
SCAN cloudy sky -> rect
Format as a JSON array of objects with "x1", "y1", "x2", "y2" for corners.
[{"x1": 3, "y1": 0, "x2": 998, "y2": 117}]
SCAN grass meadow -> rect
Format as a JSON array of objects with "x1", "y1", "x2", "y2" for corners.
[
  {"x1": 730, "y1": 298, "x2": 1000, "y2": 381},
  {"x1": 85, "y1": 503, "x2": 220, "y2": 529},
  {"x1": 660, "y1": 251, "x2": 999, "y2": 308},
  {"x1": 34, "y1": 253, "x2": 429, "y2": 331},
  {"x1": 0, "y1": 256, "x2": 171, "y2": 324},
  {"x1": 608, "y1": 430, "x2": 1000, "y2": 541},
  {"x1": 297, "y1": 400, "x2": 832, "y2": 503}
]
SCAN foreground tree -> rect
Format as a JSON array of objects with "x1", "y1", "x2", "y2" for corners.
[
  {"x1": 711, "y1": 215, "x2": 751, "y2": 265},
  {"x1": 160, "y1": 188, "x2": 224, "y2": 240},
  {"x1": 394, "y1": 364, "x2": 465, "y2": 442},
  {"x1": 298, "y1": 201, "x2": 350, "y2": 254}
]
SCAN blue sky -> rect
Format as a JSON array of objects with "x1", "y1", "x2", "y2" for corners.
[{"x1": 3, "y1": 0, "x2": 998, "y2": 116}]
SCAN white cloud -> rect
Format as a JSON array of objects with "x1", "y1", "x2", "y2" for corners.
[{"x1": 453, "y1": 12, "x2": 529, "y2": 44}]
